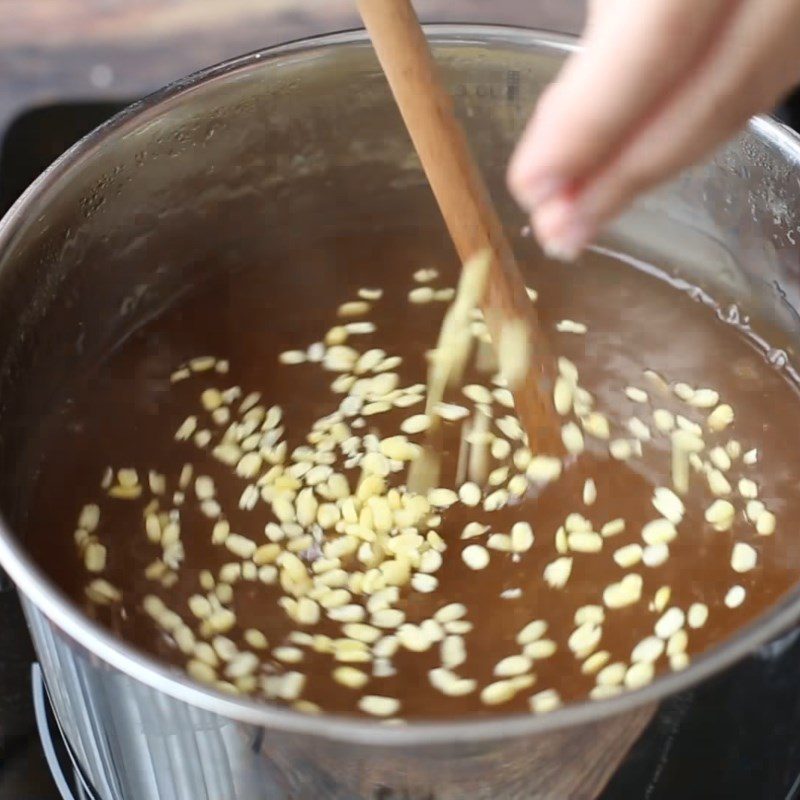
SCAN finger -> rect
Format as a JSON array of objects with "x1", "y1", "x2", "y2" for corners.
[
  {"x1": 584, "y1": 0, "x2": 621, "y2": 36},
  {"x1": 507, "y1": 0, "x2": 734, "y2": 210},
  {"x1": 534, "y1": 0, "x2": 800, "y2": 250}
]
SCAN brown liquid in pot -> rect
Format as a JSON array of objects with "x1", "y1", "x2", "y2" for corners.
[{"x1": 19, "y1": 233, "x2": 800, "y2": 719}]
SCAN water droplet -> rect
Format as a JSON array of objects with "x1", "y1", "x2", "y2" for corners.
[
  {"x1": 720, "y1": 304, "x2": 741, "y2": 325},
  {"x1": 768, "y1": 348, "x2": 788, "y2": 368}
]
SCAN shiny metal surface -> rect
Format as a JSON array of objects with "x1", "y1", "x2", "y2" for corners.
[
  {"x1": 0, "y1": 25, "x2": 799, "y2": 800},
  {"x1": 25, "y1": 595, "x2": 654, "y2": 800}
]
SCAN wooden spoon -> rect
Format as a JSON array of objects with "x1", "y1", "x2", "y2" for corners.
[{"x1": 357, "y1": 0, "x2": 562, "y2": 455}]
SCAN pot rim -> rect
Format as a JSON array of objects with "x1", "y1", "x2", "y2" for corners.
[{"x1": 2, "y1": 24, "x2": 800, "y2": 746}]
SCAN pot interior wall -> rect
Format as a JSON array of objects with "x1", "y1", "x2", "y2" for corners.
[
  {"x1": 1, "y1": 35, "x2": 800, "y2": 533},
  {"x1": 0, "y1": 38, "x2": 557, "y2": 531}
]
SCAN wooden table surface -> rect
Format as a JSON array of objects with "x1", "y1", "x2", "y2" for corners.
[{"x1": 0, "y1": 0, "x2": 585, "y2": 131}]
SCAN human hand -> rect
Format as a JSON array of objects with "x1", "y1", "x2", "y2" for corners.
[{"x1": 507, "y1": 0, "x2": 800, "y2": 260}]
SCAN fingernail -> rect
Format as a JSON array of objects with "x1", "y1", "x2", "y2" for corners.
[
  {"x1": 518, "y1": 176, "x2": 566, "y2": 211},
  {"x1": 541, "y1": 235, "x2": 587, "y2": 263},
  {"x1": 539, "y1": 223, "x2": 590, "y2": 263},
  {"x1": 533, "y1": 194, "x2": 591, "y2": 263},
  {"x1": 508, "y1": 162, "x2": 566, "y2": 211}
]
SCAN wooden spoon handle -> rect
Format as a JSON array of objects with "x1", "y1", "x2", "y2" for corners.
[{"x1": 357, "y1": 0, "x2": 561, "y2": 454}]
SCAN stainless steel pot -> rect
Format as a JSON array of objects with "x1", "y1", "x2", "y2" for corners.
[{"x1": 1, "y1": 25, "x2": 800, "y2": 800}]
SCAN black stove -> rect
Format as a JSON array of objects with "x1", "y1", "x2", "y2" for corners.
[{"x1": 3, "y1": 98, "x2": 800, "y2": 800}]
